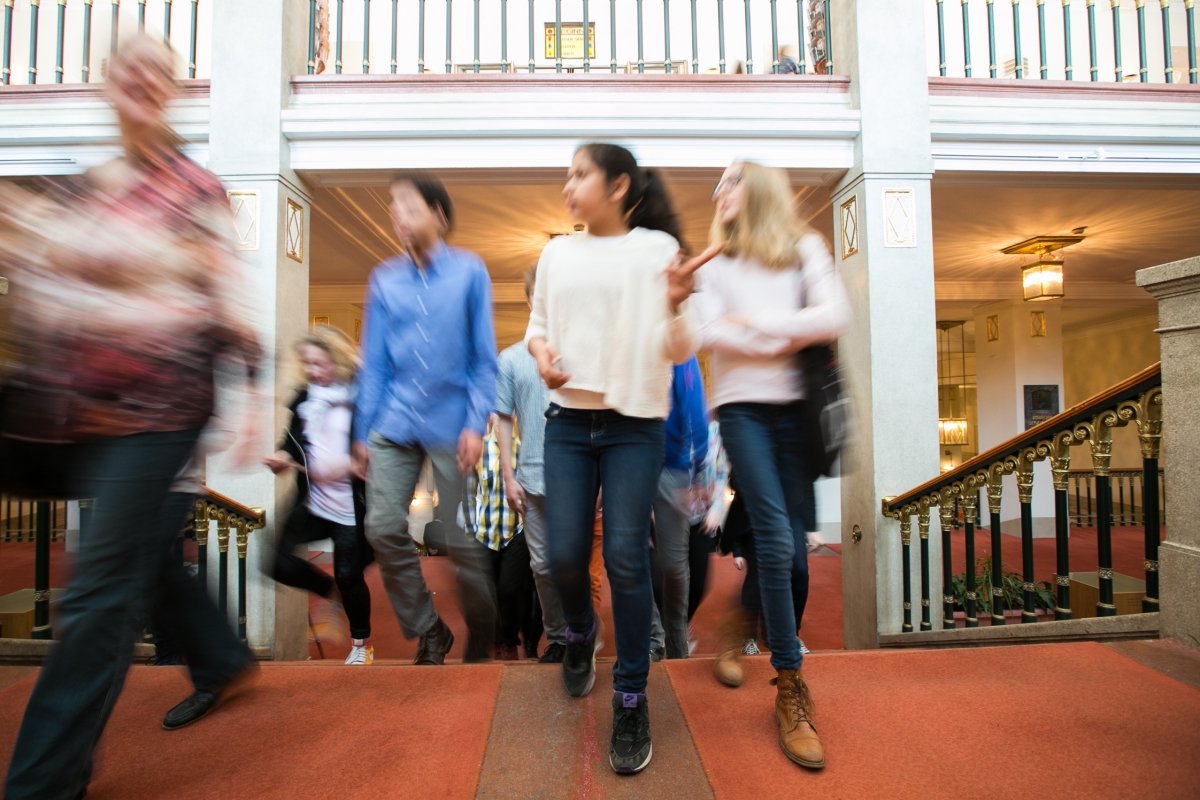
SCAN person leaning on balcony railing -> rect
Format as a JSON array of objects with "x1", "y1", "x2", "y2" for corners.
[
  {"x1": 693, "y1": 160, "x2": 850, "y2": 771},
  {"x1": 0, "y1": 34, "x2": 265, "y2": 800}
]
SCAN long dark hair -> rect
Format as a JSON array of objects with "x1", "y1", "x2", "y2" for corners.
[{"x1": 576, "y1": 143, "x2": 684, "y2": 249}]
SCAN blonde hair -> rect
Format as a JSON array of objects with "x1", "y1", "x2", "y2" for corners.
[
  {"x1": 297, "y1": 325, "x2": 359, "y2": 385},
  {"x1": 109, "y1": 33, "x2": 180, "y2": 86},
  {"x1": 709, "y1": 161, "x2": 808, "y2": 271}
]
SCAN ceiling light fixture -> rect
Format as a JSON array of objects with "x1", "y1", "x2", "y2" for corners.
[{"x1": 1001, "y1": 234, "x2": 1086, "y2": 302}]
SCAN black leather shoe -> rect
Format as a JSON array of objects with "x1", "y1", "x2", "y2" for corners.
[
  {"x1": 162, "y1": 691, "x2": 217, "y2": 731},
  {"x1": 414, "y1": 617, "x2": 455, "y2": 665}
]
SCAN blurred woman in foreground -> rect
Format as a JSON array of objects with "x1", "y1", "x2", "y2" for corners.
[
  {"x1": 694, "y1": 161, "x2": 848, "y2": 770},
  {"x1": 0, "y1": 35, "x2": 262, "y2": 799}
]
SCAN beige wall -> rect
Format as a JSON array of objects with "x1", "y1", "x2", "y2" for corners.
[{"x1": 1063, "y1": 311, "x2": 1160, "y2": 469}]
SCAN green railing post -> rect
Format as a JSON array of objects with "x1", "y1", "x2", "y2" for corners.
[
  {"x1": 1111, "y1": 0, "x2": 1123, "y2": 80},
  {"x1": 236, "y1": 522, "x2": 248, "y2": 641},
  {"x1": 1087, "y1": 0, "x2": 1098, "y2": 78},
  {"x1": 583, "y1": 0, "x2": 589, "y2": 71},
  {"x1": 609, "y1": 0, "x2": 616, "y2": 72},
  {"x1": 937, "y1": 0, "x2": 947, "y2": 76},
  {"x1": 3, "y1": 0, "x2": 13, "y2": 85},
  {"x1": 1012, "y1": 0, "x2": 1024, "y2": 77},
  {"x1": 555, "y1": 0, "x2": 562, "y2": 73},
  {"x1": 963, "y1": 488, "x2": 979, "y2": 627},
  {"x1": 28, "y1": 0, "x2": 39, "y2": 84},
  {"x1": 419, "y1": 0, "x2": 426, "y2": 72},
  {"x1": 770, "y1": 0, "x2": 778, "y2": 73},
  {"x1": 474, "y1": 0, "x2": 480, "y2": 73},
  {"x1": 55, "y1": 0, "x2": 66, "y2": 83},
  {"x1": 391, "y1": 0, "x2": 397, "y2": 72},
  {"x1": 1160, "y1": 0, "x2": 1173, "y2": 82},
  {"x1": 962, "y1": 0, "x2": 973, "y2": 76},
  {"x1": 664, "y1": 0, "x2": 672, "y2": 73},
  {"x1": 637, "y1": 0, "x2": 644, "y2": 73},
  {"x1": 1142, "y1": 457, "x2": 1161, "y2": 610},
  {"x1": 940, "y1": 502, "x2": 956, "y2": 629},
  {"x1": 1037, "y1": 0, "x2": 1048, "y2": 77},
  {"x1": 717, "y1": 0, "x2": 725, "y2": 72},
  {"x1": 335, "y1": 0, "x2": 343, "y2": 73},
  {"x1": 1185, "y1": 0, "x2": 1195, "y2": 82},
  {"x1": 110, "y1": 0, "x2": 119, "y2": 60},
  {"x1": 164, "y1": 0, "x2": 172, "y2": 40},
  {"x1": 1062, "y1": 0, "x2": 1073, "y2": 78},
  {"x1": 501, "y1": 0, "x2": 508, "y2": 71},
  {"x1": 796, "y1": 0, "x2": 805, "y2": 72},
  {"x1": 918, "y1": 509, "x2": 932, "y2": 632},
  {"x1": 193, "y1": 500, "x2": 208, "y2": 586},
  {"x1": 82, "y1": 0, "x2": 92, "y2": 81},
  {"x1": 304, "y1": 0, "x2": 314, "y2": 72},
  {"x1": 530, "y1": 0, "x2": 536, "y2": 72},
  {"x1": 32, "y1": 501, "x2": 52, "y2": 639},
  {"x1": 987, "y1": 470, "x2": 1007, "y2": 625},
  {"x1": 822, "y1": 0, "x2": 831, "y2": 72},
  {"x1": 691, "y1": 0, "x2": 698, "y2": 72},
  {"x1": 138, "y1": 0, "x2": 145, "y2": 30},
  {"x1": 743, "y1": 0, "x2": 753, "y2": 73},
  {"x1": 987, "y1": 0, "x2": 998, "y2": 76},
  {"x1": 444, "y1": 0, "x2": 452, "y2": 72},
  {"x1": 1136, "y1": 0, "x2": 1148, "y2": 81},
  {"x1": 1016, "y1": 459, "x2": 1038, "y2": 622},
  {"x1": 188, "y1": 0, "x2": 197, "y2": 77},
  {"x1": 363, "y1": 0, "x2": 371, "y2": 73},
  {"x1": 900, "y1": 514, "x2": 913, "y2": 633},
  {"x1": 216, "y1": 511, "x2": 229, "y2": 619},
  {"x1": 1048, "y1": 434, "x2": 1074, "y2": 620}
]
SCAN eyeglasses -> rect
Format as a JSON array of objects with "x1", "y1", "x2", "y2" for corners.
[{"x1": 711, "y1": 174, "x2": 742, "y2": 201}]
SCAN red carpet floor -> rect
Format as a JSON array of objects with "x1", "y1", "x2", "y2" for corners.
[{"x1": 1, "y1": 643, "x2": 1197, "y2": 798}]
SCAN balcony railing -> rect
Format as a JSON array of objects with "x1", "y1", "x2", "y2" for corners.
[
  {"x1": 1, "y1": 0, "x2": 209, "y2": 86},
  {"x1": 305, "y1": 0, "x2": 834, "y2": 76},
  {"x1": 929, "y1": 0, "x2": 1197, "y2": 84},
  {"x1": 195, "y1": 486, "x2": 266, "y2": 642},
  {"x1": 884, "y1": 362, "x2": 1162, "y2": 634}
]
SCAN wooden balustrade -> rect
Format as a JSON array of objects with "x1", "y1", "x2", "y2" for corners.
[{"x1": 885, "y1": 362, "x2": 1163, "y2": 633}]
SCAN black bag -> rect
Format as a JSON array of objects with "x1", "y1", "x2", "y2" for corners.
[{"x1": 798, "y1": 344, "x2": 849, "y2": 480}]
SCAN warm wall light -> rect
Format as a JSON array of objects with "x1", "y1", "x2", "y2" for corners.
[
  {"x1": 1021, "y1": 255, "x2": 1065, "y2": 302},
  {"x1": 938, "y1": 418, "x2": 969, "y2": 445}
]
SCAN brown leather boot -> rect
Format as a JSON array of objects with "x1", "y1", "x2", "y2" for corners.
[
  {"x1": 712, "y1": 610, "x2": 751, "y2": 687},
  {"x1": 414, "y1": 617, "x2": 455, "y2": 665},
  {"x1": 771, "y1": 668, "x2": 825, "y2": 768}
]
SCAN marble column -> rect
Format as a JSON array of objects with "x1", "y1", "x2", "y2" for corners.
[
  {"x1": 1136, "y1": 256, "x2": 1200, "y2": 648},
  {"x1": 204, "y1": 0, "x2": 313, "y2": 660},
  {"x1": 831, "y1": 0, "x2": 942, "y2": 645}
]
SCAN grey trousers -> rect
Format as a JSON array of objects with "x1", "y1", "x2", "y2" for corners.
[
  {"x1": 364, "y1": 433, "x2": 497, "y2": 659},
  {"x1": 653, "y1": 467, "x2": 692, "y2": 659},
  {"x1": 522, "y1": 491, "x2": 568, "y2": 646}
]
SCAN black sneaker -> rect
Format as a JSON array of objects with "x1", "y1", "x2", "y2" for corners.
[
  {"x1": 562, "y1": 621, "x2": 598, "y2": 697},
  {"x1": 649, "y1": 646, "x2": 665, "y2": 663},
  {"x1": 538, "y1": 642, "x2": 566, "y2": 664},
  {"x1": 610, "y1": 692, "x2": 652, "y2": 774}
]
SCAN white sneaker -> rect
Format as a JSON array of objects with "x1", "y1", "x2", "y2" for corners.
[
  {"x1": 741, "y1": 638, "x2": 760, "y2": 656},
  {"x1": 345, "y1": 642, "x2": 374, "y2": 665},
  {"x1": 798, "y1": 637, "x2": 812, "y2": 656}
]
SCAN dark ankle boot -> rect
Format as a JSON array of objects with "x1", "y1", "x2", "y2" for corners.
[{"x1": 414, "y1": 617, "x2": 455, "y2": 665}]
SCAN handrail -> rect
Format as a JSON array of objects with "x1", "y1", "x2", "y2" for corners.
[
  {"x1": 196, "y1": 487, "x2": 265, "y2": 641},
  {"x1": 882, "y1": 362, "x2": 1163, "y2": 635},
  {"x1": 885, "y1": 362, "x2": 1161, "y2": 514},
  {"x1": 201, "y1": 486, "x2": 265, "y2": 527}
]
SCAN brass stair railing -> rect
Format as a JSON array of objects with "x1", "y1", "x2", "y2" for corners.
[
  {"x1": 195, "y1": 487, "x2": 266, "y2": 642},
  {"x1": 884, "y1": 362, "x2": 1162, "y2": 633}
]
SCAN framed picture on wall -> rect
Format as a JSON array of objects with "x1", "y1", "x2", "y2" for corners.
[
  {"x1": 1024, "y1": 385, "x2": 1059, "y2": 430},
  {"x1": 312, "y1": 315, "x2": 330, "y2": 329}
]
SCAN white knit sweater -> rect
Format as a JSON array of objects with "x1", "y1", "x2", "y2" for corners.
[
  {"x1": 693, "y1": 233, "x2": 849, "y2": 408},
  {"x1": 524, "y1": 228, "x2": 699, "y2": 419}
]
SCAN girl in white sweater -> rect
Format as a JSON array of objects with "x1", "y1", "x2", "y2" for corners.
[
  {"x1": 526, "y1": 143, "x2": 720, "y2": 776},
  {"x1": 694, "y1": 161, "x2": 849, "y2": 771}
]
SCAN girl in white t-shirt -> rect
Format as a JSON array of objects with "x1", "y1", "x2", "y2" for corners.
[
  {"x1": 525, "y1": 143, "x2": 722, "y2": 776},
  {"x1": 265, "y1": 326, "x2": 375, "y2": 666}
]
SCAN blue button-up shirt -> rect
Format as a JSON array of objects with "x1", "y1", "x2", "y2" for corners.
[{"x1": 354, "y1": 240, "x2": 498, "y2": 451}]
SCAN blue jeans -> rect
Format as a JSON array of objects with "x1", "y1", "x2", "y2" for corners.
[
  {"x1": 718, "y1": 402, "x2": 810, "y2": 672},
  {"x1": 2, "y1": 429, "x2": 252, "y2": 800},
  {"x1": 544, "y1": 406, "x2": 664, "y2": 694}
]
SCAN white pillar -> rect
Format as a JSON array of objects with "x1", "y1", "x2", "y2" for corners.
[
  {"x1": 205, "y1": 0, "x2": 312, "y2": 660},
  {"x1": 974, "y1": 300, "x2": 1065, "y2": 537},
  {"x1": 832, "y1": 0, "x2": 942, "y2": 646}
]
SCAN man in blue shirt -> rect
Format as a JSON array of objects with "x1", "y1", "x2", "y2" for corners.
[{"x1": 352, "y1": 171, "x2": 499, "y2": 664}]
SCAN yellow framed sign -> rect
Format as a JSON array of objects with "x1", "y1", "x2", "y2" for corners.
[{"x1": 544, "y1": 22, "x2": 596, "y2": 59}]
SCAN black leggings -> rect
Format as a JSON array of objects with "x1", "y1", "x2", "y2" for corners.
[{"x1": 273, "y1": 506, "x2": 372, "y2": 640}]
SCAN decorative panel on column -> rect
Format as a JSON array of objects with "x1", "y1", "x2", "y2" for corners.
[
  {"x1": 285, "y1": 198, "x2": 304, "y2": 262},
  {"x1": 227, "y1": 190, "x2": 260, "y2": 251},
  {"x1": 882, "y1": 188, "x2": 916, "y2": 248}
]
